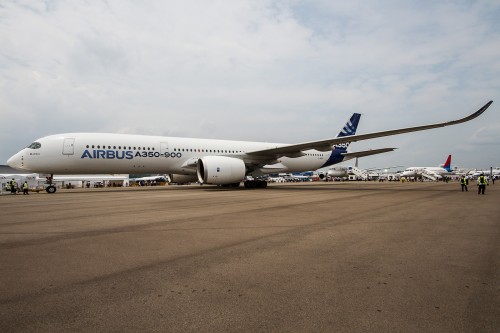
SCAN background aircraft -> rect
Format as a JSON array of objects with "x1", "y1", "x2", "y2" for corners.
[{"x1": 401, "y1": 155, "x2": 452, "y2": 180}]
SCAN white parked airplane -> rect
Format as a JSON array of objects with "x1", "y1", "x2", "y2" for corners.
[
  {"x1": 468, "y1": 167, "x2": 500, "y2": 178},
  {"x1": 326, "y1": 166, "x2": 350, "y2": 178},
  {"x1": 401, "y1": 155, "x2": 452, "y2": 179},
  {"x1": 325, "y1": 164, "x2": 403, "y2": 179},
  {"x1": 7, "y1": 101, "x2": 493, "y2": 193}
]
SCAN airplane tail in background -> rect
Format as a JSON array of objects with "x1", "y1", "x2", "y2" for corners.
[{"x1": 443, "y1": 154, "x2": 452, "y2": 172}]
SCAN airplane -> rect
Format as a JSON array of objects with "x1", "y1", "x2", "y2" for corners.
[
  {"x1": 325, "y1": 166, "x2": 350, "y2": 178},
  {"x1": 400, "y1": 155, "x2": 452, "y2": 179},
  {"x1": 468, "y1": 167, "x2": 500, "y2": 178},
  {"x1": 323, "y1": 164, "x2": 404, "y2": 180},
  {"x1": 6, "y1": 100, "x2": 493, "y2": 193}
]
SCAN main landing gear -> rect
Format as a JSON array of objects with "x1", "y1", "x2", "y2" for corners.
[{"x1": 45, "y1": 174, "x2": 56, "y2": 193}]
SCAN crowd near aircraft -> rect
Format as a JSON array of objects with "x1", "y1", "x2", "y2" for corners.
[{"x1": 6, "y1": 101, "x2": 493, "y2": 193}]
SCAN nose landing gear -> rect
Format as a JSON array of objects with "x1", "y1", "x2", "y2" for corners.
[{"x1": 45, "y1": 174, "x2": 56, "y2": 193}]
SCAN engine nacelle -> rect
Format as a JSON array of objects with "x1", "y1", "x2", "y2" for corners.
[
  {"x1": 168, "y1": 174, "x2": 198, "y2": 184},
  {"x1": 197, "y1": 156, "x2": 246, "y2": 185}
]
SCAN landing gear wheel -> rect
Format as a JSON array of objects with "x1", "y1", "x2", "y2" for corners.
[{"x1": 46, "y1": 185, "x2": 57, "y2": 194}]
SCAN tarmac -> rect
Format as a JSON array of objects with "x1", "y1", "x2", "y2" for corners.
[{"x1": 0, "y1": 181, "x2": 498, "y2": 332}]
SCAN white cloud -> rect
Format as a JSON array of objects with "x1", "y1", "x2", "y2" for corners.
[{"x1": 1, "y1": 0, "x2": 499, "y2": 169}]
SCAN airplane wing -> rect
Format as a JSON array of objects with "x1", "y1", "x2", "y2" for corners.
[
  {"x1": 341, "y1": 147, "x2": 397, "y2": 159},
  {"x1": 246, "y1": 101, "x2": 492, "y2": 158}
]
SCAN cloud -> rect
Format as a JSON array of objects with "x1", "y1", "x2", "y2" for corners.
[{"x1": 1, "y1": 0, "x2": 499, "y2": 169}]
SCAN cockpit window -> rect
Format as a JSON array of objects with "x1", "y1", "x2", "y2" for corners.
[{"x1": 27, "y1": 142, "x2": 42, "y2": 149}]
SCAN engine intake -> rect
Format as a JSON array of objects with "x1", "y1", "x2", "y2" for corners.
[{"x1": 197, "y1": 156, "x2": 246, "y2": 185}]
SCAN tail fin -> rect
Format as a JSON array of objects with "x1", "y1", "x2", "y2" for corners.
[
  {"x1": 322, "y1": 113, "x2": 362, "y2": 167},
  {"x1": 443, "y1": 155, "x2": 452, "y2": 172},
  {"x1": 337, "y1": 113, "x2": 361, "y2": 139}
]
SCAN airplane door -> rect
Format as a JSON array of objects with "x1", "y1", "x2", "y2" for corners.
[
  {"x1": 62, "y1": 138, "x2": 75, "y2": 155},
  {"x1": 160, "y1": 142, "x2": 169, "y2": 156}
]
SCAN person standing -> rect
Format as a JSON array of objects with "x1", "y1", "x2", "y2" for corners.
[
  {"x1": 22, "y1": 181, "x2": 29, "y2": 195},
  {"x1": 460, "y1": 176, "x2": 468, "y2": 192},
  {"x1": 10, "y1": 178, "x2": 17, "y2": 194},
  {"x1": 477, "y1": 174, "x2": 488, "y2": 195}
]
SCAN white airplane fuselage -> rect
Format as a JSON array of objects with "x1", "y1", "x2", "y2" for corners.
[
  {"x1": 327, "y1": 166, "x2": 349, "y2": 178},
  {"x1": 401, "y1": 166, "x2": 449, "y2": 178},
  {"x1": 7, "y1": 133, "x2": 331, "y2": 175}
]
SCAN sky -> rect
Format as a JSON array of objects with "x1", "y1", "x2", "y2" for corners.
[{"x1": 1, "y1": 0, "x2": 499, "y2": 170}]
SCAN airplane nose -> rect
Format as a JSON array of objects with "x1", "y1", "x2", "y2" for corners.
[{"x1": 7, "y1": 151, "x2": 23, "y2": 170}]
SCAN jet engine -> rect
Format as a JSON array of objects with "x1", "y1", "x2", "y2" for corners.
[
  {"x1": 197, "y1": 156, "x2": 246, "y2": 185},
  {"x1": 168, "y1": 174, "x2": 198, "y2": 184}
]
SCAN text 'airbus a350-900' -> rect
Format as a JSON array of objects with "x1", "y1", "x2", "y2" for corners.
[{"x1": 7, "y1": 101, "x2": 493, "y2": 193}]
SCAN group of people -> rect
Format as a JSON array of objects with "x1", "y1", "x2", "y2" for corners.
[
  {"x1": 5, "y1": 179, "x2": 30, "y2": 195},
  {"x1": 459, "y1": 174, "x2": 489, "y2": 194}
]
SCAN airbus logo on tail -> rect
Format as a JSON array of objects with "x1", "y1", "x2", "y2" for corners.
[{"x1": 337, "y1": 113, "x2": 361, "y2": 138}]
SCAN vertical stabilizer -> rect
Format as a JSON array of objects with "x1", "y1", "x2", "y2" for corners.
[
  {"x1": 443, "y1": 155, "x2": 452, "y2": 172},
  {"x1": 337, "y1": 113, "x2": 361, "y2": 139},
  {"x1": 322, "y1": 113, "x2": 361, "y2": 167}
]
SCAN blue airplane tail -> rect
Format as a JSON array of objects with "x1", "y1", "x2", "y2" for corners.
[
  {"x1": 337, "y1": 113, "x2": 361, "y2": 139},
  {"x1": 322, "y1": 113, "x2": 361, "y2": 167}
]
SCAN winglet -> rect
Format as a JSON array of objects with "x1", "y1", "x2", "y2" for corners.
[{"x1": 460, "y1": 100, "x2": 493, "y2": 123}]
